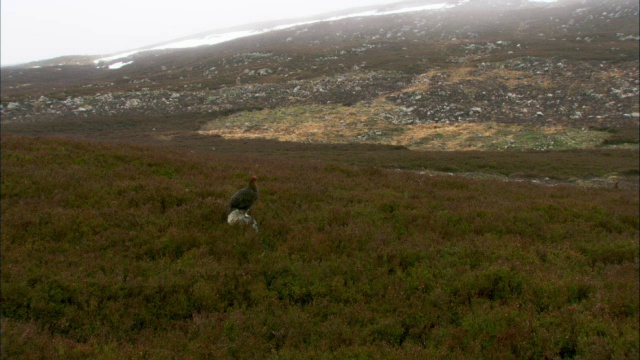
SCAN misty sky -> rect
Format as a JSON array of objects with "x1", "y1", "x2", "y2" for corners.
[
  {"x1": 1, "y1": 0, "x2": 410, "y2": 65},
  {"x1": 1, "y1": 0, "x2": 558, "y2": 66}
]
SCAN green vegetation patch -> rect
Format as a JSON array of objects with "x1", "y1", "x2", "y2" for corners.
[{"x1": 200, "y1": 102, "x2": 405, "y2": 144}]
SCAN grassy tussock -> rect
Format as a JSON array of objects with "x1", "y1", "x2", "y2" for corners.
[{"x1": 1, "y1": 134, "x2": 638, "y2": 358}]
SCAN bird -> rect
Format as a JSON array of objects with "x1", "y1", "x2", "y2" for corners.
[{"x1": 227, "y1": 175, "x2": 258, "y2": 216}]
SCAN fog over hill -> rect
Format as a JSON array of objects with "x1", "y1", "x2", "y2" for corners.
[
  {"x1": 92, "y1": 0, "x2": 473, "y2": 67},
  {"x1": 5, "y1": 0, "x2": 559, "y2": 68},
  {"x1": 1, "y1": 0, "x2": 638, "y2": 151}
]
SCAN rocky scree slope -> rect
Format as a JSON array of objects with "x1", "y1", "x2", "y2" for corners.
[{"x1": 1, "y1": 0, "x2": 638, "y2": 150}]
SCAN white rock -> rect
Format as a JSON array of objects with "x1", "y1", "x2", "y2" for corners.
[
  {"x1": 257, "y1": 68, "x2": 273, "y2": 76},
  {"x1": 227, "y1": 209, "x2": 258, "y2": 231},
  {"x1": 125, "y1": 99, "x2": 141, "y2": 108}
]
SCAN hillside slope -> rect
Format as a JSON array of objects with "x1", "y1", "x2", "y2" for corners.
[{"x1": 1, "y1": 0, "x2": 638, "y2": 151}]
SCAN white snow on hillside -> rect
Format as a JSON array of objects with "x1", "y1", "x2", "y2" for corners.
[
  {"x1": 95, "y1": 0, "x2": 557, "y2": 69},
  {"x1": 95, "y1": 2, "x2": 461, "y2": 68},
  {"x1": 108, "y1": 61, "x2": 134, "y2": 69}
]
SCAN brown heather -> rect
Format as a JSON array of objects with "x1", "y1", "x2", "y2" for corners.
[{"x1": 1, "y1": 133, "x2": 638, "y2": 358}]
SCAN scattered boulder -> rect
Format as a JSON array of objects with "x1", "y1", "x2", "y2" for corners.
[
  {"x1": 227, "y1": 209, "x2": 258, "y2": 232},
  {"x1": 125, "y1": 99, "x2": 142, "y2": 108},
  {"x1": 257, "y1": 68, "x2": 273, "y2": 76}
]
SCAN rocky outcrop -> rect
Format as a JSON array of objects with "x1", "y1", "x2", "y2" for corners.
[
  {"x1": 385, "y1": 59, "x2": 639, "y2": 127},
  {"x1": 0, "y1": 71, "x2": 410, "y2": 123}
]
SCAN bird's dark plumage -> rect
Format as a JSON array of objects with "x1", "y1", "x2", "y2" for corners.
[{"x1": 228, "y1": 176, "x2": 258, "y2": 215}]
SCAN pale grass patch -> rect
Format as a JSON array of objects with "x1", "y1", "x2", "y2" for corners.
[
  {"x1": 392, "y1": 122, "x2": 517, "y2": 150},
  {"x1": 155, "y1": 134, "x2": 175, "y2": 141},
  {"x1": 418, "y1": 122, "x2": 612, "y2": 150},
  {"x1": 382, "y1": 67, "x2": 548, "y2": 101},
  {"x1": 199, "y1": 103, "x2": 401, "y2": 143},
  {"x1": 199, "y1": 100, "x2": 614, "y2": 150},
  {"x1": 595, "y1": 68, "x2": 634, "y2": 81}
]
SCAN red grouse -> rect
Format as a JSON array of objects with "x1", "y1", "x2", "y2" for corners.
[{"x1": 227, "y1": 175, "x2": 258, "y2": 215}]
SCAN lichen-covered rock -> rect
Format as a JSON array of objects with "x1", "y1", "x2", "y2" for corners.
[
  {"x1": 227, "y1": 209, "x2": 259, "y2": 232},
  {"x1": 124, "y1": 99, "x2": 142, "y2": 108}
]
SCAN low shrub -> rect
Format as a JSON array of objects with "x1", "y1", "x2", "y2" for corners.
[{"x1": 2, "y1": 134, "x2": 638, "y2": 358}]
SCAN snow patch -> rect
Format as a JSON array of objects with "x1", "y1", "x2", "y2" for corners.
[
  {"x1": 98, "y1": 51, "x2": 139, "y2": 63},
  {"x1": 94, "y1": 0, "x2": 545, "y2": 65},
  {"x1": 95, "y1": 3, "x2": 457, "y2": 64},
  {"x1": 149, "y1": 30, "x2": 261, "y2": 50},
  {"x1": 108, "y1": 61, "x2": 133, "y2": 69}
]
